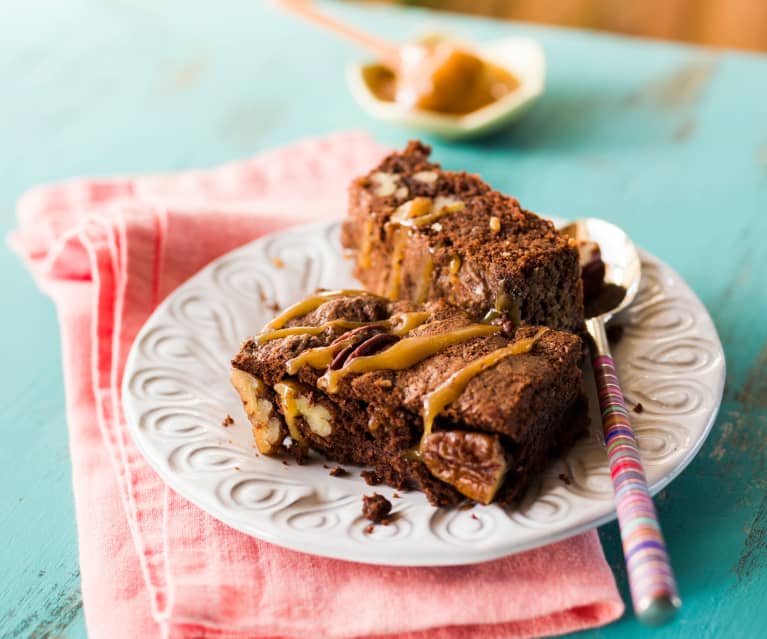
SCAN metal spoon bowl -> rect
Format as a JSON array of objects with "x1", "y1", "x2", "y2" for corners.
[{"x1": 560, "y1": 217, "x2": 642, "y2": 321}]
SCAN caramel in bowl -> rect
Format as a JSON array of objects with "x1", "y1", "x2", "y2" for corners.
[{"x1": 347, "y1": 35, "x2": 545, "y2": 139}]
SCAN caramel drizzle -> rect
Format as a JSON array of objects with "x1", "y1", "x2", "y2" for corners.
[
  {"x1": 286, "y1": 342, "x2": 344, "y2": 375},
  {"x1": 358, "y1": 218, "x2": 375, "y2": 270},
  {"x1": 391, "y1": 196, "x2": 465, "y2": 229},
  {"x1": 285, "y1": 311, "x2": 430, "y2": 375},
  {"x1": 420, "y1": 328, "x2": 549, "y2": 441},
  {"x1": 274, "y1": 381, "x2": 305, "y2": 443},
  {"x1": 264, "y1": 289, "x2": 379, "y2": 331},
  {"x1": 385, "y1": 226, "x2": 409, "y2": 299},
  {"x1": 448, "y1": 255, "x2": 462, "y2": 284},
  {"x1": 385, "y1": 196, "x2": 466, "y2": 299},
  {"x1": 258, "y1": 320, "x2": 372, "y2": 344},
  {"x1": 415, "y1": 251, "x2": 434, "y2": 304},
  {"x1": 318, "y1": 323, "x2": 501, "y2": 393}
]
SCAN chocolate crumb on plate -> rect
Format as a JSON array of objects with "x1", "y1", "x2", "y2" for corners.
[
  {"x1": 363, "y1": 524, "x2": 375, "y2": 535},
  {"x1": 633, "y1": 402, "x2": 644, "y2": 414},
  {"x1": 392, "y1": 492, "x2": 401, "y2": 499},
  {"x1": 221, "y1": 414, "x2": 234, "y2": 427},
  {"x1": 471, "y1": 513, "x2": 479, "y2": 520},
  {"x1": 329, "y1": 466, "x2": 349, "y2": 477},
  {"x1": 362, "y1": 493, "x2": 392, "y2": 523},
  {"x1": 360, "y1": 470, "x2": 383, "y2": 486}
]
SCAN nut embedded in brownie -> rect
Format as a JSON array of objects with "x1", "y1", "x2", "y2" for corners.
[
  {"x1": 341, "y1": 141, "x2": 584, "y2": 334},
  {"x1": 231, "y1": 291, "x2": 587, "y2": 506}
]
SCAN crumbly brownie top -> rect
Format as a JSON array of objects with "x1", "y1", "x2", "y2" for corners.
[{"x1": 352, "y1": 141, "x2": 575, "y2": 269}]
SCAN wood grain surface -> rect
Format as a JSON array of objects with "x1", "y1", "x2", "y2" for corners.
[
  {"x1": 1, "y1": 1, "x2": 765, "y2": 637},
  {"x1": 381, "y1": 0, "x2": 767, "y2": 52}
]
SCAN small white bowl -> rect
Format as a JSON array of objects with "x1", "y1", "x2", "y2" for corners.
[{"x1": 346, "y1": 36, "x2": 546, "y2": 140}]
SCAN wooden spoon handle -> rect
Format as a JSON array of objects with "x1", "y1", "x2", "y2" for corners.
[
  {"x1": 588, "y1": 317, "x2": 681, "y2": 625},
  {"x1": 276, "y1": 0, "x2": 400, "y2": 68}
]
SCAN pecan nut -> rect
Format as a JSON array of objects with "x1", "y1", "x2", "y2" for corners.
[
  {"x1": 421, "y1": 430, "x2": 507, "y2": 504},
  {"x1": 346, "y1": 333, "x2": 400, "y2": 361},
  {"x1": 330, "y1": 325, "x2": 384, "y2": 347},
  {"x1": 329, "y1": 342, "x2": 357, "y2": 371},
  {"x1": 329, "y1": 326, "x2": 387, "y2": 370}
]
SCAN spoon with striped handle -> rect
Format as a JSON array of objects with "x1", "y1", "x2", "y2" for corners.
[{"x1": 561, "y1": 218, "x2": 681, "y2": 625}]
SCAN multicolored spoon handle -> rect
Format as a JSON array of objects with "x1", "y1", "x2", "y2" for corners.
[{"x1": 587, "y1": 316, "x2": 681, "y2": 625}]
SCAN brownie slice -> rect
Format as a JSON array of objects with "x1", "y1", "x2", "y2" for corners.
[
  {"x1": 231, "y1": 291, "x2": 587, "y2": 506},
  {"x1": 341, "y1": 141, "x2": 584, "y2": 334}
]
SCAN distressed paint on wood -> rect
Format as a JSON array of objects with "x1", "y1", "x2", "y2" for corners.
[{"x1": 1, "y1": 1, "x2": 766, "y2": 637}]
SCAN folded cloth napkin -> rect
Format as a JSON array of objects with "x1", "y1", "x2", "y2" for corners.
[{"x1": 10, "y1": 131, "x2": 624, "y2": 639}]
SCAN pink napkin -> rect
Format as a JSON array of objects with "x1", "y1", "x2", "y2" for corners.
[{"x1": 11, "y1": 131, "x2": 624, "y2": 639}]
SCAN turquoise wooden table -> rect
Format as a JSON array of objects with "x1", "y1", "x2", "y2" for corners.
[{"x1": 2, "y1": 1, "x2": 765, "y2": 637}]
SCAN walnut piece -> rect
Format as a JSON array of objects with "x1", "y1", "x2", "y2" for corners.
[
  {"x1": 230, "y1": 369, "x2": 285, "y2": 454},
  {"x1": 274, "y1": 381, "x2": 334, "y2": 439},
  {"x1": 295, "y1": 394, "x2": 333, "y2": 437},
  {"x1": 370, "y1": 171, "x2": 399, "y2": 197},
  {"x1": 421, "y1": 430, "x2": 508, "y2": 504},
  {"x1": 432, "y1": 195, "x2": 465, "y2": 214},
  {"x1": 413, "y1": 170, "x2": 438, "y2": 183}
]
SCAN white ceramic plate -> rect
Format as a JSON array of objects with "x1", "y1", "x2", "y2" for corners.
[
  {"x1": 123, "y1": 220, "x2": 724, "y2": 566},
  {"x1": 346, "y1": 36, "x2": 546, "y2": 139}
]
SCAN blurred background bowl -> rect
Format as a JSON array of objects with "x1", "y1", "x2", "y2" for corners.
[{"x1": 347, "y1": 35, "x2": 545, "y2": 139}]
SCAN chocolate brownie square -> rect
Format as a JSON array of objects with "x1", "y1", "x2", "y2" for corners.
[{"x1": 231, "y1": 291, "x2": 586, "y2": 506}]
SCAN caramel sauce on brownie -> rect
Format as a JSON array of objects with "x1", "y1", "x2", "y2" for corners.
[
  {"x1": 259, "y1": 319, "x2": 377, "y2": 344},
  {"x1": 286, "y1": 342, "x2": 346, "y2": 374},
  {"x1": 448, "y1": 255, "x2": 462, "y2": 284},
  {"x1": 265, "y1": 290, "x2": 381, "y2": 330},
  {"x1": 420, "y1": 327, "x2": 548, "y2": 440},
  {"x1": 385, "y1": 226, "x2": 409, "y2": 299},
  {"x1": 415, "y1": 252, "x2": 434, "y2": 304},
  {"x1": 358, "y1": 218, "x2": 375, "y2": 270},
  {"x1": 385, "y1": 196, "x2": 465, "y2": 300},
  {"x1": 284, "y1": 311, "x2": 430, "y2": 374},
  {"x1": 318, "y1": 323, "x2": 500, "y2": 393},
  {"x1": 274, "y1": 381, "x2": 305, "y2": 444}
]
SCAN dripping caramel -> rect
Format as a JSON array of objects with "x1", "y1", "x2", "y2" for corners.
[{"x1": 420, "y1": 327, "x2": 549, "y2": 440}]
